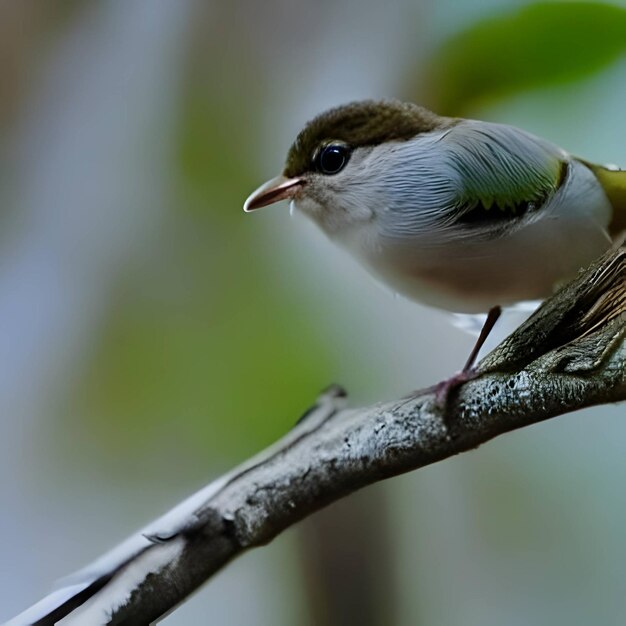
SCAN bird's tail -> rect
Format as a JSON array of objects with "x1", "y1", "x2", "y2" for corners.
[{"x1": 585, "y1": 162, "x2": 626, "y2": 238}]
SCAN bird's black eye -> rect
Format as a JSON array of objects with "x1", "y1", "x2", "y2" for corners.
[{"x1": 316, "y1": 144, "x2": 350, "y2": 175}]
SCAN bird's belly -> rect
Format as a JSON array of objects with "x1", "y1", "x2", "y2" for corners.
[
  {"x1": 361, "y1": 215, "x2": 612, "y2": 313},
  {"x1": 394, "y1": 255, "x2": 562, "y2": 313}
]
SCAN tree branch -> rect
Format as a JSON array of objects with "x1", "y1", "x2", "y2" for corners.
[{"x1": 7, "y1": 244, "x2": 625, "y2": 626}]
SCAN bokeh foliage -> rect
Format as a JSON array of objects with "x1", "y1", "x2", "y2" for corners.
[
  {"x1": 73, "y1": 56, "x2": 334, "y2": 464},
  {"x1": 420, "y1": 1, "x2": 626, "y2": 115}
]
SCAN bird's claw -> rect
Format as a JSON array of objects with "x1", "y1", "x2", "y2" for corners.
[{"x1": 434, "y1": 367, "x2": 478, "y2": 409}]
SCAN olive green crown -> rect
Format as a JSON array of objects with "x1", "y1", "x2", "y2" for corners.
[{"x1": 284, "y1": 100, "x2": 448, "y2": 177}]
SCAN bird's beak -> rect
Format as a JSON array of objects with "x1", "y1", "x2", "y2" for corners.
[{"x1": 243, "y1": 175, "x2": 304, "y2": 212}]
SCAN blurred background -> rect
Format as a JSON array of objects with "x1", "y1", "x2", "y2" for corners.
[{"x1": 1, "y1": 0, "x2": 625, "y2": 624}]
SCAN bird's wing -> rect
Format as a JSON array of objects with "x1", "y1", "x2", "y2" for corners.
[{"x1": 441, "y1": 120, "x2": 568, "y2": 224}]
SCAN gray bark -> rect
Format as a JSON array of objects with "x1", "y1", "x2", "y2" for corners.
[{"x1": 7, "y1": 244, "x2": 625, "y2": 626}]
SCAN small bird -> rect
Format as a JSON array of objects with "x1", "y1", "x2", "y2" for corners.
[{"x1": 244, "y1": 100, "x2": 626, "y2": 388}]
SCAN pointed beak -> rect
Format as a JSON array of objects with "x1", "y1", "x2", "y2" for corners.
[{"x1": 243, "y1": 175, "x2": 304, "y2": 212}]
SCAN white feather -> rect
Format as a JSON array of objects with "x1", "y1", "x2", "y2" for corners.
[{"x1": 294, "y1": 119, "x2": 614, "y2": 313}]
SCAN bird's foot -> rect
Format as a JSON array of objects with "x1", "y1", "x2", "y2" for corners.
[
  {"x1": 433, "y1": 367, "x2": 478, "y2": 409},
  {"x1": 431, "y1": 305, "x2": 501, "y2": 411}
]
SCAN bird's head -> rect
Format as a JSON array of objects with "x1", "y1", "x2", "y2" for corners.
[{"x1": 244, "y1": 100, "x2": 451, "y2": 239}]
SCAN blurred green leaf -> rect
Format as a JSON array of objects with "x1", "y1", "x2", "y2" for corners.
[
  {"x1": 73, "y1": 220, "x2": 335, "y2": 467},
  {"x1": 178, "y1": 92, "x2": 255, "y2": 223},
  {"x1": 69, "y1": 74, "x2": 337, "y2": 468},
  {"x1": 423, "y1": 2, "x2": 626, "y2": 115}
]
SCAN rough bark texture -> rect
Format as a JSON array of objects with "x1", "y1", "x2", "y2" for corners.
[{"x1": 8, "y1": 244, "x2": 625, "y2": 626}]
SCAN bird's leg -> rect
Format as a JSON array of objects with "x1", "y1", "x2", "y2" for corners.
[
  {"x1": 435, "y1": 305, "x2": 502, "y2": 407},
  {"x1": 462, "y1": 305, "x2": 502, "y2": 372}
]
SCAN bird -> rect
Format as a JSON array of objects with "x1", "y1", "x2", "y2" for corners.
[{"x1": 244, "y1": 100, "x2": 626, "y2": 397}]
